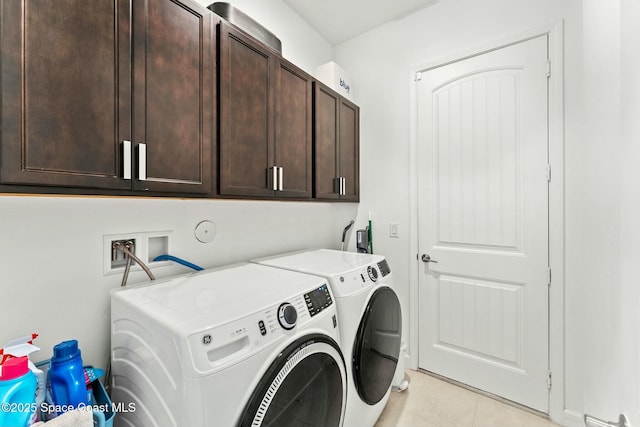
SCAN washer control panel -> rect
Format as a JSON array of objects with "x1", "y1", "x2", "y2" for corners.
[
  {"x1": 377, "y1": 259, "x2": 391, "y2": 277},
  {"x1": 187, "y1": 281, "x2": 336, "y2": 374},
  {"x1": 304, "y1": 284, "x2": 333, "y2": 317}
]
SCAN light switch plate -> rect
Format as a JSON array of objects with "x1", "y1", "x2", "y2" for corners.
[{"x1": 389, "y1": 222, "x2": 400, "y2": 238}]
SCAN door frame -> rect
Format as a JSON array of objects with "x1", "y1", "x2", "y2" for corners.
[{"x1": 407, "y1": 21, "x2": 565, "y2": 422}]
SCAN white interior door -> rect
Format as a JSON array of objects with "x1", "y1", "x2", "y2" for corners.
[{"x1": 417, "y1": 35, "x2": 550, "y2": 412}]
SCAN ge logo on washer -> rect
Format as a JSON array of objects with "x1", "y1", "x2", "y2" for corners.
[{"x1": 202, "y1": 334, "x2": 212, "y2": 345}]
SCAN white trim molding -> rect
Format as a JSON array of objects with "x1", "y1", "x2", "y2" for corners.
[{"x1": 564, "y1": 410, "x2": 586, "y2": 427}]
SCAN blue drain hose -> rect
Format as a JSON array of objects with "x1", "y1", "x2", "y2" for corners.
[{"x1": 153, "y1": 254, "x2": 204, "y2": 271}]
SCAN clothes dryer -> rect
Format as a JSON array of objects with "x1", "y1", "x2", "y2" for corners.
[
  {"x1": 253, "y1": 249, "x2": 402, "y2": 427},
  {"x1": 110, "y1": 263, "x2": 346, "y2": 427}
]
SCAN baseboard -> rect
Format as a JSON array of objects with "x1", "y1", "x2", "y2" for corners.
[{"x1": 564, "y1": 410, "x2": 584, "y2": 427}]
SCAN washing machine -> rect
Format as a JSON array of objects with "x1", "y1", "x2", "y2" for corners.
[
  {"x1": 253, "y1": 249, "x2": 402, "y2": 427},
  {"x1": 110, "y1": 262, "x2": 347, "y2": 427}
]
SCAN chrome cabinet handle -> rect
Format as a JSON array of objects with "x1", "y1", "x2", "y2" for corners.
[
  {"x1": 336, "y1": 176, "x2": 346, "y2": 195},
  {"x1": 122, "y1": 140, "x2": 132, "y2": 180},
  {"x1": 138, "y1": 143, "x2": 147, "y2": 181},
  {"x1": 270, "y1": 166, "x2": 278, "y2": 190},
  {"x1": 278, "y1": 167, "x2": 283, "y2": 191},
  {"x1": 421, "y1": 254, "x2": 438, "y2": 263}
]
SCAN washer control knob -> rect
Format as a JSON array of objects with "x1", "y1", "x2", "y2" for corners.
[
  {"x1": 278, "y1": 303, "x2": 297, "y2": 330},
  {"x1": 367, "y1": 265, "x2": 379, "y2": 282}
]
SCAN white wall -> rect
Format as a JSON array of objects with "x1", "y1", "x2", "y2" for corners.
[
  {"x1": 0, "y1": 0, "x2": 354, "y2": 373},
  {"x1": 619, "y1": 0, "x2": 640, "y2": 423},
  {"x1": 576, "y1": 1, "x2": 640, "y2": 424},
  {"x1": 331, "y1": 0, "x2": 586, "y2": 424},
  {"x1": 580, "y1": 0, "x2": 622, "y2": 422}
]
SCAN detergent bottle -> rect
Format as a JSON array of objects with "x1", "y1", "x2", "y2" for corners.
[
  {"x1": 0, "y1": 356, "x2": 38, "y2": 427},
  {"x1": 46, "y1": 340, "x2": 88, "y2": 416},
  {"x1": 1, "y1": 334, "x2": 45, "y2": 424}
]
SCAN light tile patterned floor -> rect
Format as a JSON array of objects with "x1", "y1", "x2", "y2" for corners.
[{"x1": 375, "y1": 371, "x2": 561, "y2": 427}]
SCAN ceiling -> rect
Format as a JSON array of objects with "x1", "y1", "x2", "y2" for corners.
[{"x1": 284, "y1": 0, "x2": 439, "y2": 46}]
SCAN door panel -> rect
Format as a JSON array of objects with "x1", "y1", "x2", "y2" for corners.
[
  {"x1": 0, "y1": 0, "x2": 131, "y2": 189},
  {"x1": 218, "y1": 22, "x2": 274, "y2": 197},
  {"x1": 313, "y1": 84, "x2": 340, "y2": 200},
  {"x1": 275, "y1": 60, "x2": 312, "y2": 198},
  {"x1": 133, "y1": 0, "x2": 213, "y2": 193},
  {"x1": 338, "y1": 99, "x2": 359, "y2": 201},
  {"x1": 436, "y1": 276, "x2": 522, "y2": 365},
  {"x1": 435, "y1": 71, "x2": 520, "y2": 248},
  {"x1": 312, "y1": 83, "x2": 360, "y2": 201},
  {"x1": 417, "y1": 36, "x2": 549, "y2": 412}
]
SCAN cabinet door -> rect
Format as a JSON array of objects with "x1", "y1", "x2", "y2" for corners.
[
  {"x1": 313, "y1": 84, "x2": 340, "y2": 200},
  {"x1": 275, "y1": 60, "x2": 312, "y2": 199},
  {"x1": 131, "y1": 0, "x2": 213, "y2": 194},
  {"x1": 0, "y1": 0, "x2": 131, "y2": 189},
  {"x1": 218, "y1": 22, "x2": 275, "y2": 197},
  {"x1": 338, "y1": 98, "x2": 360, "y2": 201}
]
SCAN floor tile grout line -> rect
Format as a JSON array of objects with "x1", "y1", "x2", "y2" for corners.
[{"x1": 471, "y1": 392, "x2": 480, "y2": 427}]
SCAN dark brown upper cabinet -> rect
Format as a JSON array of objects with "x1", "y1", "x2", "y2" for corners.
[
  {"x1": 0, "y1": 0, "x2": 214, "y2": 195},
  {"x1": 274, "y1": 59, "x2": 313, "y2": 198},
  {"x1": 313, "y1": 82, "x2": 360, "y2": 201},
  {"x1": 217, "y1": 21, "x2": 312, "y2": 199}
]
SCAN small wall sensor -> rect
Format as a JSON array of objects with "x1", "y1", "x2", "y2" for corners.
[{"x1": 195, "y1": 220, "x2": 216, "y2": 243}]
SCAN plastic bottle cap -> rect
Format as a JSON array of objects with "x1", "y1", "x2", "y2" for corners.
[
  {"x1": 0, "y1": 356, "x2": 29, "y2": 380},
  {"x1": 52, "y1": 340, "x2": 81, "y2": 362}
]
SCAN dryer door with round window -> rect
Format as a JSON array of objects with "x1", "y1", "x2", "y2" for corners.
[
  {"x1": 238, "y1": 334, "x2": 347, "y2": 427},
  {"x1": 353, "y1": 286, "x2": 402, "y2": 405}
]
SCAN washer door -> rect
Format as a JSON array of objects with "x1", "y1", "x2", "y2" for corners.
[
  {"x1": 353, "y1": 286, "x2": 402, "y2": 405},
  {"x1": 238, "y1": 334, "x2": 346, "y2": 427}
]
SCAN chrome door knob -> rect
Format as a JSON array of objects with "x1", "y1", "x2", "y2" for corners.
[{"x1": 421, "y1": 254, "x2": 438, "y2": 263}]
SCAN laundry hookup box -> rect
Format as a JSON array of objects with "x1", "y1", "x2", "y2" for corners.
[{"x1": 315, "y1": 61, "x2": 354, "y2": 102}]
